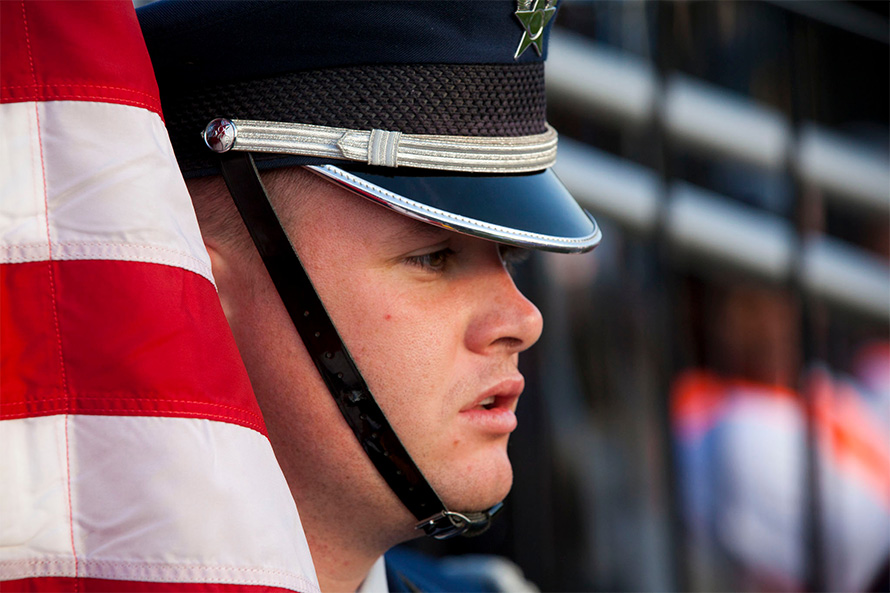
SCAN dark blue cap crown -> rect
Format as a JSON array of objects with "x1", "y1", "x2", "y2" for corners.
[{"x1": 138, "y1": 0, "x2": 559, "y2": 177}]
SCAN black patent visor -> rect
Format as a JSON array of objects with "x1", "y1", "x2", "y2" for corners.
[{"x1": 307, "y1": 165, "x2": 601, "y2": 254}]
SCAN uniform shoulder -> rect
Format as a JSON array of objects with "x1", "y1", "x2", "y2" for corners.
[
  {"x1": 385, "y1": 546, "x2": 492, "y2": 593},
  {"x1": 385, "y1": 546, "x2": 538, "y2": 593}
]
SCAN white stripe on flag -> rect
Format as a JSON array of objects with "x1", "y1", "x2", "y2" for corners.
[
  {"x1": 0, "y1": 415, "x2": 320, "y2": 592},
  {"x1": 0, "y1": 101, "x2": 213, "y2": 284}
]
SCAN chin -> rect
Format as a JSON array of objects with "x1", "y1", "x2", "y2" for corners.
[{"x1": 439, "y1": 447, "x2": 514, "y2": 513}]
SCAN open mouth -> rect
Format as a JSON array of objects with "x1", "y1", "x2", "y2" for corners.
[
  {"x1": 479, "y1": 396, "x2": 497, "y2": 410},
  {"x1": 459, "y1": 377, "x2": 524, "y2": 419}
]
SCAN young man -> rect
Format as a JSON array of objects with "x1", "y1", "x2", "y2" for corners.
[{"x1": 138, "y1": 2, "x2": 600, "y2": 591}]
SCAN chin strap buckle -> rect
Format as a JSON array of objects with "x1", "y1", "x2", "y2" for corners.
[{"x1": 416, "y1": 502, "x2": 505, "y2": 540}]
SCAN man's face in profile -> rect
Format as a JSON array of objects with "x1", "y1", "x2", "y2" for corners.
[{"x1": 205, "y1": 167, "x2": 543, "y2": 537}]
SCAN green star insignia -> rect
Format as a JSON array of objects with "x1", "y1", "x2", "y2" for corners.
[{"x1": 513, "y1": 0, "x2": 556, "y2": 59}]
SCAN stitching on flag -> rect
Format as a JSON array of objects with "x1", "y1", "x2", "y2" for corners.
[
  {"x1": 1, "y1": 410, "x2": 268, "y2": 434},
  {"x1": 19, "y1": 1, "x2": 36, "y2": 86},
  {"x1": 7, "y1": 94, "x2": 160, "y2": 113},
  {"x1": 21, "y1": 0, "x2": 80, "y2": 578},
  {"x1": 1, "y1": 83, "x2": 160, "y2": 101},
  {"x1": 0, "y1": 396, "x2": 268, "y2": 430},
  {"x1": 0, "y1": 242, "x2": 214, "y2": 283}
]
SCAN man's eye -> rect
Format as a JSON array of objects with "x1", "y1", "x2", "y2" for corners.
[{"x1": 405, "y1": 248, "x2": 455, "y2": 272}]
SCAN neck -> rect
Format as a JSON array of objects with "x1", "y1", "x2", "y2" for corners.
[
  {"x1": 308, "y1": 535, "x2": 378, "y2": 593},
  {"x1": 292, "y1": 486, "x2": 417, "y2": 593}
]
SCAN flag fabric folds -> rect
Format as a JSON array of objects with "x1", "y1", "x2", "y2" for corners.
[{"x1": 0, "y1": 2, "x2": 319, "y2": 591}]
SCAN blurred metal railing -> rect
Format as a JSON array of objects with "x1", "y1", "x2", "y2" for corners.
[
  {"x1": 555, "y1": 138, "x2": 890, "y2": 322},
  {"x1": 548, "y1": 30, "x2": 890, "y2": 322},
  {"x1": 548, "y1": 29, "x2": 890, "y2": 214}
]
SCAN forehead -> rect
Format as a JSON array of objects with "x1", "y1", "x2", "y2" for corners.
[{"x1": 267, "y1": 167, "x2": 457, "y2": 250}]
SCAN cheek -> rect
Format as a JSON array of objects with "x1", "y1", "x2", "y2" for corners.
[
  {"x1": 353, "y1": 304, "x2": 456, "y2": 387},
  {"x1": 330, "y1": 278, "x2": 467, "y2": 418}
]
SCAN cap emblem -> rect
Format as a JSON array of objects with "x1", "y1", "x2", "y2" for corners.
[{"x1": 513, "y1": 0, "x2": 557, "y2": 59}]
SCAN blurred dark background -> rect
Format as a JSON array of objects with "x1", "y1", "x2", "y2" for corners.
[{"x1": 410, "y1": 2, "x2": 890, "y2": 592}]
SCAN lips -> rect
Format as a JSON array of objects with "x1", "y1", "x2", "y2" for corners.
[{"x1": 459, "y1": 377, "x2": 524, "y2": 434}]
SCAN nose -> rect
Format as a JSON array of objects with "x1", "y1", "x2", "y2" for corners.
[{"x1": 464, "y1": 260, "x2": 544, "y2": 356}]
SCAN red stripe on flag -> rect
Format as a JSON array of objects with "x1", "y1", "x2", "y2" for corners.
[
  {"x1": 1, "y1": 260, "x2": 265, "y2": 434},
  {"x1": 3, "y1": 578, "x2": 301, "y2": 593},
  {"x1": 0, "y1": 1, "x2": 162, "y2": 117}
]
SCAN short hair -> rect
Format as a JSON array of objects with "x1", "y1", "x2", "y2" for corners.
[{"x1": 185, "y1": 165, "x2": 323, "y2": 255}]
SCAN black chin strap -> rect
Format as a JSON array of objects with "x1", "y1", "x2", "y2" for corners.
[{"x1": 218, "y1": 152, "x2": 502, "y2": 539}]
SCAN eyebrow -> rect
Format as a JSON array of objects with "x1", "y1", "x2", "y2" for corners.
[{"x1": 380, "y1": 219, "x2": 452, "y2": 249}]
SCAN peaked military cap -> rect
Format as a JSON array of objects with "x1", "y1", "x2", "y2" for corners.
[{"x1": 138, "y1": 0, "x2": 600, "y2": 253}]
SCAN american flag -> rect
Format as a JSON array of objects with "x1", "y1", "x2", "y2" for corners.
[{"x1": 0, "y1": 2, "x2": 318, "y2": 591}]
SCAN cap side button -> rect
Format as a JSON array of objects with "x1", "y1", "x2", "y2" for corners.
[{"x1": 203, "y1": 118, "x2": 237, "y2": 153}]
